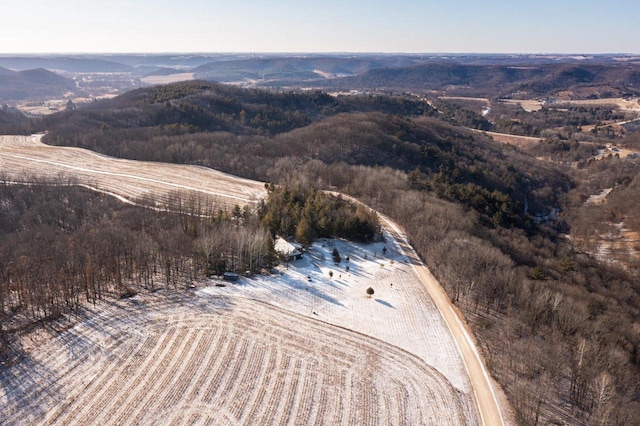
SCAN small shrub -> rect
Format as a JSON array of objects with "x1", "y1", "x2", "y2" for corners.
[
  {"x1": 529, "y1": 265, "x2": 546, "y2": 280},
  {"x1": 332, "y1": 248, "x2": 341, "y2": 263}
]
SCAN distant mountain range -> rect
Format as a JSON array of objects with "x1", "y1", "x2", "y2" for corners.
[
  {"x1": 319, "y1": 62, "x2": 640, "y2": 98},
  {"x1": 1, "y1": 53, "x2": 640, "y2": 102},
  {"x1": 0, "y1": 57, "x2": 132, "y2": 73}
]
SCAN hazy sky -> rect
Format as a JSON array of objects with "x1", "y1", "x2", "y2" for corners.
[{"x1": 2, "y1": 0, "x2": 638, "y2": 54}]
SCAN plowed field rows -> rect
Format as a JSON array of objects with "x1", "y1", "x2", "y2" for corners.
[
  {"x1": 0, "y1": 135, "x2": 266, "y2": 210},
  {"x1": 0, "y1": 133, "x2": 489, "y2": 424},
  {"x1": 0, "y1": 295, "x2": 469, "y2": 425}
]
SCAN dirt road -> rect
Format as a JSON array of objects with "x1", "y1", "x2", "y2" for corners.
[
  {"x1": 2, "y1": 135, "x2": 503, "y2": 424},
  {"x1": 327, "y1": 192, "x2": 506, "y2": 425},
  {"x1": 380, "y1": 215, "x2": 505, "y2": 426}
]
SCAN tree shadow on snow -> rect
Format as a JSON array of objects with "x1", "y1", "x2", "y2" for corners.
[
  {"x1": 0, "y1": 335, "x2": 58, "y2": 423},
  {"x1": 374, "y1": 299, "x2": 395, "y2": 309}
]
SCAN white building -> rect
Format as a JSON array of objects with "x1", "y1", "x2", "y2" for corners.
[{"x1": 274, "y1": 237, "x2": 303, "y2": 261}]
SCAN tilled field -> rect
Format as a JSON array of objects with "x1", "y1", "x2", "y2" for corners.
[
  {"x1": 0, "y1": 294, "x2": 469, "y2": 425},
  {"x1": 0, "y1": 135, "x2": 266, "y2": 210},
  {"x1": 0, "y1": 133, "x2": 481, "y2": 425}
]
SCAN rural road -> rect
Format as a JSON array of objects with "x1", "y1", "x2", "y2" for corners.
[
  {"x1": 327, "y1": 192, "x2": 505, "y2": 426},
  {"x1": 379, "y1": 214, "x2": 505, "y2": 426}
]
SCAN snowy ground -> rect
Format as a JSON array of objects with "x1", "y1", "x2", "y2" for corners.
[
  {"x1": 0, "y1": 135, "x2": 266, "y2": 210},
  {"x1": 0, "y1": 133, "x2": 480, "y2": 424},
  {"x1": 0, "y1": 233, "x2": 478, "y2": 425},
  {"x1": 202, "y1": 234, "x2": 471, "y2": 393}
]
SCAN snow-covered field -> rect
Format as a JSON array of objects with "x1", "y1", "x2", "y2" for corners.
[
  {"x1": 140, "y1": 73, "x2": 195, "y2": 85},
  {"x1": 0, "y1": 135, "x2": 266, "y2": 210},
  {"x1": 0, "y1": 235, "x2": 478, "y2": 425},
  {"x1": 0, "y1": 133, "x2": 481, "y2": 424},
  {"x1": 205, "y1": 236, "x2": 472, "y2": 394}
]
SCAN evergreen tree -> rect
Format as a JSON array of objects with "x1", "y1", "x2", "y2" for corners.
[{"x1": 295, "y1": 217, "x2": 314, "y2": 246}]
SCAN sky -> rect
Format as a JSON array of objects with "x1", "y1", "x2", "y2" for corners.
[{"x1": 1, "y1": 0, "x2": 638, "y2": 54}]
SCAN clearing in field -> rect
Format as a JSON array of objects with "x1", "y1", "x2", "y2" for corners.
[{"x1": 140, "y1": 73, "x2": 196, "y2": 85}]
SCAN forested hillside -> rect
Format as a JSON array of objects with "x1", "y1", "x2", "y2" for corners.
[
  {"x1": 40, "y1": 82, "x2": 566, "y2": 225},
  {"x1": 0, "y1": 182, "x2": 271, "y2": 333},
  {"x1": 0, "y1": 106, "x2": 33, "y2": 134},
  {"x1": 4, "y1": 81, "x2": 640, "y2": 424},
  {"x1": 0, "y1": 66, "x2": 76, "y2": 101},
  {"x1": 322, "y1": 62, "x2": 640, "y2": 98}
]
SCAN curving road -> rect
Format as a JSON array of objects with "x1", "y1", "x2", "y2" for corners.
[
  {"x1": 380, "y1": 215, "x2": 505, "y2": 426},
  {"x1": 330, "y1": 192, "x2": 506, "y2": 426}
]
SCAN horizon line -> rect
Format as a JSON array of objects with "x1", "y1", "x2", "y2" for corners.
[{"x1": 1, "y1": 51, "x2": 639, "y2": 57}]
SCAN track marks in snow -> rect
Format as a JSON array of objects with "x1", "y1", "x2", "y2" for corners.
[
  {"x1": 0, "y1": 135, "x2": 267, "y2": 209},
  {"x1": 1, "y1": 295, "x2": 469, "y2": 425}
]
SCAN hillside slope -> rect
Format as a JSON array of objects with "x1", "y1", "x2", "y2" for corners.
[
  {"x1": 0, "y1": 67, "x2": 75, "y2": 101},
  {"x1": 25, "y1": 81, "x2": 640, "y2": 424},
  {"x1": 39, "y1": 81, "x2": 567, "y2": 225},
  {"x1": 322, "y1": 62, "x2": 640, "y2": 98}
]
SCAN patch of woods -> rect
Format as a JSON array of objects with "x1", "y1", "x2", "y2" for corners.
[
  {"x1": 259, "y1": 184, "x2": 380, "y2": 245},
  {"x1": 0, "y1": 179, "x2": 377, "y2": 345},
  {"x1": 431, "y1": 99, "x2": 492, "y2": 131},
  {"x1": 0, "y1": 67, "x2": 76, "y2": 102},
  {"x1": 0, "y1": 181, "x2": 270, "y2": 337},
  {"x1": 323, "y1": 62, "x2": 640, "y2": 99},
  {"x1": 35, "y1": 82, "x2": 569, "y2": 228},
  {"x1": 0, "y1": 105, "x2": 34, "y2": 135},
  {"x1": 437, "y1": 96, "x2": 630, "y2": 143},
  {"x1": 188, "y1": 130, "x2": 636, "y2": 424},
  {"x1": 488, "y1": 101, "x2": 626, "y2": 135},
  {"x1": 37, "y1": 81, "x2": 430, "y2": 147},
  {"x1": 565, "y1": 137, "x2": 640, "y2": 265},
  {"x1": 317, "y1": 161, "x2": 640, "y2": 425}
]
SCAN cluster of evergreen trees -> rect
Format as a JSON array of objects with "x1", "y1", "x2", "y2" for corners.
[{"x1": 259, "y1": 184, "x2": 380, "y2": 245}]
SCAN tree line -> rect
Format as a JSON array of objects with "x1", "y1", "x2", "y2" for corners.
[
  {"x1": 0, "y1": 178, "x2": 381, "y2": 342},
  {"x1": 260, "y1": 157, "x2": 639, "y2": 425},
  {"x1": 0, "y1": 179, "x2": 272, "y2": 337}
]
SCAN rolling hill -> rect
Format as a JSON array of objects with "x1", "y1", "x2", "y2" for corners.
[
  {"x1": 322, "y1": 62, "x2": 640, "y2": 99},
  {"x1": 0, "y1": 56, "x2": 133, "y2": 73},
  {"x1": 6, "y1": 78, "x2": 640, "y2": 424},
  {"x1": 0, "y1": 66, "x2": 76, "y2": 101},
  {"x1": 191, "y1": 56, "x2": 419, "y2": 84},
  {"x1": 38, "y1": 81, "x2": 567, "y2": 226}
]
